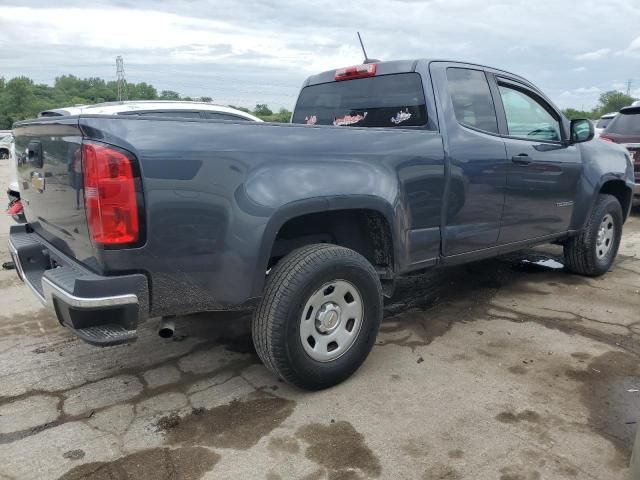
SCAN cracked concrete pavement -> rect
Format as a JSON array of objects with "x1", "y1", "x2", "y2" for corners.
[{"x1": 0, "y1": 158, "x2": 639, "y2": 479}]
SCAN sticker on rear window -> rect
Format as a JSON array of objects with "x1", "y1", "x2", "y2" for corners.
[
  {"x1": 391, "y1": 109, "x2": 412, "y2": 125},
  {"x1": 334, "y1": 112, "x2": 367, "y2": 126},
  {"x1": 305, "y1": 115, "x2": 317, "y2": 125}
]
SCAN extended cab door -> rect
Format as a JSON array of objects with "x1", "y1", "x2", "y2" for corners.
[
  {"x1": 490, "y1": 76, "x2": 582, "y2": 244},
  {"x1": 430, "y1": 63, "x2": 509, "y2": 256}
]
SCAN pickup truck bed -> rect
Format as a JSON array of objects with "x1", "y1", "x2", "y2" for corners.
[{"x1": 10, "y1": 58, "x2": 636, "y2": 389}]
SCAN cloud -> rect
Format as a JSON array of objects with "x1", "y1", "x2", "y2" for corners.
[
  {"x1": 0, "y1": 0, "x2": 638, "y2": 109},
  {"x1": 575, "y1": 48, "x2": 611, "y2": 61},
  {"x1": 618, "y1": 35, "x2": 640, "y2": 58}
]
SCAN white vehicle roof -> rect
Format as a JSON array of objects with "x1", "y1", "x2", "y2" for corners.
[
  {"x1": 0, "y1": 132, "x2": 13, "y2": 145},
  {"x1": 39, "y1": 101, "x2": 263, "y2": 122}
]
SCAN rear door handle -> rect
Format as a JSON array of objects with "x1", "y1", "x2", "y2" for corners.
[{"x1": 511, "y1": 154, "x2": 531, "y2": 165}]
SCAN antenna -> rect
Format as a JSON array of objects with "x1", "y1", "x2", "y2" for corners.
[
  {"x1": 116, "y1": 56, "x2": 128, "y2": 102},
  {"x1": 357, "y1": 32, "x2": 369, "y2": 63},
  {"x1": 357, "y1": 32, "x2": 380, "y2": 64}
]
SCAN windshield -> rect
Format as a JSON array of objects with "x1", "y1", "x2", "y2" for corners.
[
  {"x1": 292, "y1": 73, "x2": 427, "y2": 128},
  {"x1": 605, "y1": 111, "x2": 640, "y2": 135}
]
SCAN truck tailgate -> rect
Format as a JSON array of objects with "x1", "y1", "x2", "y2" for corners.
[{"x1": 13, "y1": 118, "x2": 96, "y2": 267}]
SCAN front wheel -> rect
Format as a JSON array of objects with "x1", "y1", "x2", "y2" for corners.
[
  {"x1": 252, "y1": 244, "x2": 383, "y2": 390},
  {"x1": 564, "y1": 194, "x2": 623, "y2": 276}
]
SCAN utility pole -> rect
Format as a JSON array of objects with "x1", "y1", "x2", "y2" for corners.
[
  {"x1": 626, "y1": 79, "x2": 633, "y2": 96},
  {"x1": 116, "y1": 56, "x2": 128, "y2": 102}
]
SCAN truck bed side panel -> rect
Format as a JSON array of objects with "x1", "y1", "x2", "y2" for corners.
[{"x1": 78, "y1": 117, "x2": 445, "y2": 316}]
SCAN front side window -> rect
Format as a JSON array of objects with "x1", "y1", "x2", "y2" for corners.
[
  {"x1": 446, "y1": 68, "x2": 499, "y2": 134},
  {"x1": 498, "y1": 85, "x2": 561, "y2": 142},
  {"x1": 292, "y1": 73, "x2": 428, "y2": 128}
]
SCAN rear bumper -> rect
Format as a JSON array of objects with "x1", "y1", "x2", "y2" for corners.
[{"x1": 8, "y1": 224, "x2": 149, "y2": 346}]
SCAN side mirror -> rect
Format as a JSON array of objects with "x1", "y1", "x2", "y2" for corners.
[{"x1": 569, "y1": 118, "x2": 594, "y2": 144}]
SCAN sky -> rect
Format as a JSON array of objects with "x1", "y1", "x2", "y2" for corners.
[{"x1": 1, "y1": 0, "x2": 639, "y2": 111}]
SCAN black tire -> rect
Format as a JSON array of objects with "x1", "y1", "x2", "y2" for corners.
[
  {"x1": 0, "y1": 150, "x2": 8, "y2": 160},
  {"x1": 564, "y1": 194, "x2": 623, "y2": 276},
  {"x1": 252, "y1": 244, "x2": 383, "y2": 390}
]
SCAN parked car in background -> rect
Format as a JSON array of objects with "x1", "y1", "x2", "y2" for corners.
[
  {"x1": 38, "y1": 101, "x2": 263, "y2": 122},
  {"x1": 601, "y1": 105, "x2": 640, "y2": 196},
  {"x1": 9, "y1": 59, "x2": 635, "y2": 390},
  {"x1": 1, "y1": 132, "x2": 24, "y2": 222},
  {"x1": 595, "y1": 112, "x2": 617, "y2": 137}
]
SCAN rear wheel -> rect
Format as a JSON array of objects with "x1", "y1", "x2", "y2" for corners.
[
  {"x1": 564, "y1": 194, "x2": 623, "y2": 276},
  {"x1": 252, "y1": 244, "x2": 383, "y2": 390}
]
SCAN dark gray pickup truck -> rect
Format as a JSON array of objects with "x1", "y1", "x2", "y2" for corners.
[{"x1": 9, "y1": 59, "x2": 636, "y2": 389}]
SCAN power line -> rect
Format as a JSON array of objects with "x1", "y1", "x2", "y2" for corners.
[{"x1": 116, "y1": 56, "x2": 128, "y2": 101}]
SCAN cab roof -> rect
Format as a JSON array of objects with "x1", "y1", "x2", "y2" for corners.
[{"x1": 302, "y1": 59, "x2": 532, "y2": 87}]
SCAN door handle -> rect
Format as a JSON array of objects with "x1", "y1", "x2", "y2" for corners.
[{"x1": 511, "y1": 154, "x2": 531, "y2": 165}]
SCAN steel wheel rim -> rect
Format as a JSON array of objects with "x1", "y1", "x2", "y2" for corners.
[
  {"x1": 299, "y1": 279, "x2": 364, "y2": 362},
  {"x1": 596, "y1": 213, "x2": 615, "y2": 259}
]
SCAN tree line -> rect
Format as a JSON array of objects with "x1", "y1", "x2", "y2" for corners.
[
  {"x1": 562, "y1": 90, "x2": 636, "y2": 120},
  {"x1": 0, "y1": 74, "x2": 636, "y2": 129},
  {"x1": 0, "y1": 75, "x2": 291, "y2": 129}
]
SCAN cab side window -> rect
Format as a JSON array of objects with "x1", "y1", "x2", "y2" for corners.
[
  {"x1": 446, "y1": 68, "x2": 499, "y2": 134},
  {"x1": 204, "y1": 112, "x2": 250, "y2": 121},
  {"x1": 498, "y1": 85, "x2": 561, "y2": 142},
  {"x1": 121, "y1": 111, "x2": 202, "y2": 119}
]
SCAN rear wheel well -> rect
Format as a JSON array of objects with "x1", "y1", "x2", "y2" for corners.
[
  {"x1": 269, "y1": 209, "x2": 394, "y2": 275},
  {"x1": 600, "y1": 180, "x2": 631, "y2": 220}
]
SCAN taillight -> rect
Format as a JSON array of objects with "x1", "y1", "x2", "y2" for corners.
[
  {"x1": 600, "y1": 135, "x2": 614, "y2": 143},
  {"x1": 6, "y1": 200, "x2": 23, "y2": 216},
  {"x1": 335, "y1": 63, "x2": 377, "y2": 81},
  {"x1": 82, "y1": 142, "x2": 140, "y2": 246}
]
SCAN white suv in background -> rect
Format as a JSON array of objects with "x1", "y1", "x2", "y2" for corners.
[
  {"x1": 39, "y1": 101, "x2": 263, "y2": 122},
  {"x1": 595, "y1": 112, "x2": 617, "y2": 137},
  {"x1": 0, "y1": 131, "x2": 12, "y2": 160}
]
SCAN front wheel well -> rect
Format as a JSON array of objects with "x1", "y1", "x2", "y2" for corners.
[
  {"x1": 268, "y1": 209, "x2": 394, "y2": 275},
  {"x1": 600, "y1": 180, "x2": 632, "y2": 220}
]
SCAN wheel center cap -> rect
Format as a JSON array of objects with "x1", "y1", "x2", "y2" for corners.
[
  {"x1": 597, "y1": 229, "x2": 606, "y2": 245},
  {"x1": 316, "y1": 302, "x2": 341, "y2": 334}
]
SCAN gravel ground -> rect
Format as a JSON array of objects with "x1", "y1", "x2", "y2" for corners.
[{"x1": 0, "y1": 158, "x2": 639, "y2": 480}]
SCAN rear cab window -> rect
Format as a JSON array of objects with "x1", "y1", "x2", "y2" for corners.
[{"x1": 292, "y1": 73, "x2": 428, "y2": 128}]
